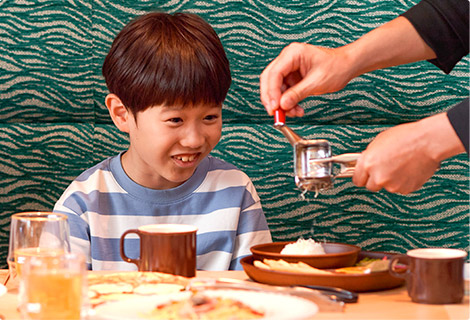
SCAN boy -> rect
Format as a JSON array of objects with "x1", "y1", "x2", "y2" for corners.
[{"x1": 53, "y1": 12, "x2": 272, "y2": 271}]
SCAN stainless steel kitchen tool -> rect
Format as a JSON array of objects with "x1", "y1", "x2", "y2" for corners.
[{"x1": 274, "y1": 109, "x2": 361, "y2": 193}]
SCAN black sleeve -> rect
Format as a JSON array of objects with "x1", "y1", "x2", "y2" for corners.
[
  {"x1": 401, "y1": 0, "x2": 469, "y2": 74},
  {"x1": 447, "y1": 98, "x2": 469, "y2": 155}
]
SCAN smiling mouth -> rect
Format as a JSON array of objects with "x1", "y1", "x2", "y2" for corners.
[{"x1": 174, "y1": 154, "x2": 198, "y2": 163}]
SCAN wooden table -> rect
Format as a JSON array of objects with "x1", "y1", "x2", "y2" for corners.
[{"x1": 1, "y1": 269, "x2": 468, "y2": 319}]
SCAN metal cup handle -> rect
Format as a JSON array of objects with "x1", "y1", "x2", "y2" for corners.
[{"x1": 331, "y1": 153, "x2": 361, "y2": 178}]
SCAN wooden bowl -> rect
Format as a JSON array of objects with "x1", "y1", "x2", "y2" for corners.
[
  {"x1": 241, "y1": 251, "x2": 405, "y2": 292},
  {"x1": 250, "y1": 241, "x2": 360, "y2": 269}
]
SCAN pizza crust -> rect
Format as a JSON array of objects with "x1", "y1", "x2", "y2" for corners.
[{"x1": 87, "y1": 271, "x2": 189, "y2": 307}]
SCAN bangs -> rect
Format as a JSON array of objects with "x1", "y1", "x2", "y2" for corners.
[
  {"x1": 138, "y1": 36, "x2": 230, "y2": 108},
  {"x1": 103, "y1": 12, "x2": 231, "y2": 113}
]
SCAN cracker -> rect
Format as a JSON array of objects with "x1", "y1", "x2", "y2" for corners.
[{"x1": 256, "y1": 259, "x2": 332, "y2": 275}]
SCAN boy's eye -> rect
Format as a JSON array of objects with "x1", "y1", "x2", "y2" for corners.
[
  {"x1": 204, "y1": 114, "x2": 219, "y2": 121},
  {"x1": 167, "y1": 117, "x2": 183, "y2": 123}
]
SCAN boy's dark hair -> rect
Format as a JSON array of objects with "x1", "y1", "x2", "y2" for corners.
[{"x1": 102, "y1": 12, "x2": 231, "y2": 114}]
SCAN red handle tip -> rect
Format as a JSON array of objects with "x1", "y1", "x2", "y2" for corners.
[{"x1": 274, "y1": 109, "x2": 285, "y2": 125}]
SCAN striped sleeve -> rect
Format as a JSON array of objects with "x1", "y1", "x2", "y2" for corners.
[
  {"x1": 230, "y1": 176, "x2": 272, "y2": 270},
  {"x1": 53, "y1": 159, "x2": 120, "y2": 269}
]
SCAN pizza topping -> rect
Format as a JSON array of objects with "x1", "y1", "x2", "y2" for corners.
[
  {"x1": 335, "y1": 257, "x2": 390, "y2": 274},
  {"x1": 146, "y1": 292, "x2": 264, "y2": 319},
  {"x1": 88, "y1": 271, "x2": 188, "y2": 307},
  {"x1": 134, "y1": 283, "x2": 185, "y2": 295}
]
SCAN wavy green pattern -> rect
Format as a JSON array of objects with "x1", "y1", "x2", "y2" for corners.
[
  {"x1": 0, "y1": 1, "x2": 94, "y2": 122},
  {"x1": 0, "y1": 0, "x2": 468, "y2": 268}
]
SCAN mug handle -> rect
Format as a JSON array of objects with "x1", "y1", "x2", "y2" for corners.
[
  {"x1": 120, "y1": 229, "x2": 141, "y2": 268},
  {"x1": 389, "y1": 254, "x2": 408, "y2": 279}
]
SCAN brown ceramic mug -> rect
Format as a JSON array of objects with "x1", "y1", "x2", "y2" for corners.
[
  {"x1": 120, "y1": 224, "x2": 197, "y2": 277},
  {"x1": 389, "y1": 248, "x2": 467, "y2": 304}
]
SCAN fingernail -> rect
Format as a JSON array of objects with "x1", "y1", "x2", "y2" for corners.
[{"x1": 270, "y1": 99, "x2": 277, "y2": 110}]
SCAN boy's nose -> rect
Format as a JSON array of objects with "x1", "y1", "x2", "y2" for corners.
[{"x1": 180, "y1": 126, "x2": 205, "y2": 148}]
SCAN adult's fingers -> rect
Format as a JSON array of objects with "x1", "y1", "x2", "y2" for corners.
[
  {"x1": 352, "y1": 153, "x2": 367, "y2": 187},
  {"x1": 279, "y1": 74, "x2": 319, "y2": 112},
  {"x1": 260, "y1": 62, "x2": 282, "y2": 115},
  {"x1": 365, "y1": 178, "x2": 382, "y2": 192},
  {"x1": 285, "y1": 105, "x2": 305, "y2": 117},
  {"x1": 354, "y1": 153, "x2": 383, "y2": 192},
  {"x1": 260, "y1": 44, "x2": 303, "y2": 115}
]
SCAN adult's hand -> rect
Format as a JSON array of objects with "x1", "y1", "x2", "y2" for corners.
[
  {"x1": 353, "y1": 113, "x2": 465, "y2": 194},
  {"x1": 259, "y1": 43, "x2": 353, "y2": 117},
  {"x1": 259, "y1": 17, "x2": 436, "y2": 118}
]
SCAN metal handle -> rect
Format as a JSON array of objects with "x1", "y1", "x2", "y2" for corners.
[
  {"x1": 310, "y1": 153, "x2": 360, "y2": 178},
  {"x1": 301, "y1": 285, "x2": 358, "y2": 303},
  {"x1": 331, "y1": 153, "x2": 360, "y2": 178},
  {"x1": 273, "y1": 109, "x2": 304, "y2": 145}
]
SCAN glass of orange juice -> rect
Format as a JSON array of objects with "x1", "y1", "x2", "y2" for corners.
[
  {"x1": 7, "y1": 212, "x2": 71, "y2": 281},
  {"x1": 18, "y1": 253, "x2": 88, "y2": 320}
]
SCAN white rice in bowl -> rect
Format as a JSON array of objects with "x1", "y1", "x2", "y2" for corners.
[{"x1": 280, "y1": 238, "x2": 325, "y2": 255}]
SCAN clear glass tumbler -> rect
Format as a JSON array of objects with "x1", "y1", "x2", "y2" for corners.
[
  {"x1": 7, "y1": 212, "x2": 71, "y2": 282},
  {"x1": 18, "y1": 252, "x2": 88, "y2": 320}
]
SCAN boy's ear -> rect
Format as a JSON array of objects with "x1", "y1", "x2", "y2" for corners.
[{"x1": 105, "y1": 94, "x2": 131, "y2": 133}]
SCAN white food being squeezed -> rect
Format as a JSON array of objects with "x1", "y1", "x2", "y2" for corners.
[{"x1": 280, "y1": 238, "x2": 325, "y2": 255}]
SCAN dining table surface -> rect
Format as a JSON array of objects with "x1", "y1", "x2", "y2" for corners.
[{"x1": 0, "y1": 268, "x2": 468, "y2": 320}]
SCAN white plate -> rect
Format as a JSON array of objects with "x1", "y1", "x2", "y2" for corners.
[
  {"x1": 0, "y1": 284, "x2": 6, "y2": 297},
  {"x1": 93, "y1": 289, "x2": 318, "y2": 320}
]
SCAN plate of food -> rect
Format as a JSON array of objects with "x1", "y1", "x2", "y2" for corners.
[
  {"x1": 241, "y1": 250, "x2": 406, "y2": 292},
  {"x1": 0, "y1": 284, "x2": 6, "y2": 297},
  {"x1": 251, "y1": 239, "x2": 361, "y2": 269},
  {"x1": 87, "y1": 271, "x2": 189, "y2": 308},
  {"x1": 93, "y1": 288, "x2": 319, "y2": 320}
]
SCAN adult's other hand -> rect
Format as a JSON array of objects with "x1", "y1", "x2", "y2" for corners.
[{"x1": 353, "y1": 113, "x2": 465, "y2": 194}]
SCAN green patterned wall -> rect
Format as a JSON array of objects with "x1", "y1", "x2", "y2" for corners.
[{"x1": 0, "y1": 0, "x2": 468, "y2": 268}]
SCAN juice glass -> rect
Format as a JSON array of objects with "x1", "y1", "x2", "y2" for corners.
[
  {"x1": 7, "y1": 212, "x2": 71, "y2": 280},
  {"x1": 18, "y1": 253, "x2": 88, "y2": 320}
]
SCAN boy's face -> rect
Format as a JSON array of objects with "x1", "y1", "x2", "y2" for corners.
[{"x1": 121, "y1": 103, "x2": 222, "y2": 189}]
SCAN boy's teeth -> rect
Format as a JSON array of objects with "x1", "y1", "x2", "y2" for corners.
[{"x1": 176, "y1": 155, "x2": 196, "y2": 162}]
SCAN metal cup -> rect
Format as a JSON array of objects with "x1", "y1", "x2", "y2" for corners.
[
  {"x1": 294, "y1": 140, "x2": 334, "y2": 191},
  {"x1": 274, "y1": 109, "x2": 360, "y2": 193}
]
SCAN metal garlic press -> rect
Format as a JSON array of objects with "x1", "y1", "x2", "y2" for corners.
[{"x1": 274, "y1": 109, "x2": 360, "y2": 192}]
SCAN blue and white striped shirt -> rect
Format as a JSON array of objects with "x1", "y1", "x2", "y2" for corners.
[{"x1": 53, "y1": 153, "x2": 272, "y2": 271}]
